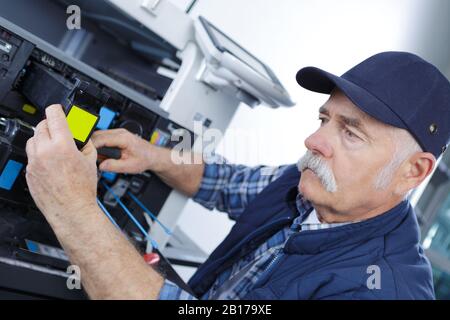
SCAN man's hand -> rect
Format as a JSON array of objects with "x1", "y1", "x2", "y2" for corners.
[
  {"x1": 92, "y1": 128, "x2": 205, "y2": 196},
  {"x1": 92, "y1": 128, "x2": 157, "y2": 174},
  {"x1": 24, "y1": 104, "x2": 164, "y2": 299},
  {"x1": 26, "y1": 104, "x2": 98, "y2": 216}
]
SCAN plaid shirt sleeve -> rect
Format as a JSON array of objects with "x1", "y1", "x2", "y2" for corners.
[
  {"x1": 158, "y1": 279, "x2": 198, "y2": 300},
  {"x1": 192, "y1": 154, "x2": 289, "y2": 220}
]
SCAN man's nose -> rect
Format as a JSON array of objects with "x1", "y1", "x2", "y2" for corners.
[{"x1": 304, "y1": 128, "x2": 333, "y2": 158}]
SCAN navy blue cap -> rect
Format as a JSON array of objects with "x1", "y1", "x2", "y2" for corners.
[{"x1": 296, "y1": 52, "x2": 450, "y2": 158}]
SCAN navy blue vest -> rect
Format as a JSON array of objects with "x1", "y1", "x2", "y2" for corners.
[{"x1": 188, "y1": 165, "x2": 435, "y2": 299}]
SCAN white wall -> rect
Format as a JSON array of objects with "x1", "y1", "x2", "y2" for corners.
[{"x1": 170, "y1": 0, "x2": 449, "y2": 280}]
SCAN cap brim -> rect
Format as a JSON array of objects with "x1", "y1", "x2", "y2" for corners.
[{"x1": 296, "y1": 67, "x2": 406, "y2": 129}]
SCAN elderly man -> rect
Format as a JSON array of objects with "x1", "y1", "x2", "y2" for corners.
[{"x1": 25, "y1": 52, "x2": 450, "y2": 299}]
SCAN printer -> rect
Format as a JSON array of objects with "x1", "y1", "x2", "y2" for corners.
[{"x1": 0, "y1": 0, "x2": 294, "y2": 299}]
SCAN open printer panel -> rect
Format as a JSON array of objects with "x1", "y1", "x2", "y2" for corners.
[
  {"x1": 0, "y1": 0, "x2": 179, "y2": 103},
  {"x1": 0, "y1": 19, "x2": 193, "y2": 299}
]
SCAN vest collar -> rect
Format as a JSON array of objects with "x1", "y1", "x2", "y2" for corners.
[{"x1": 284, "y1": 199, "x2": 413, "y2": 255}]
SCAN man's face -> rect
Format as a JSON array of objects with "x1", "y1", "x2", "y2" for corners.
[{"x1": 298, "y1": 89, "x2": 399, "y2": 219}]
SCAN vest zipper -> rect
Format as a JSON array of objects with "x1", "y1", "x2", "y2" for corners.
[{"x1": 251, "y1": 248, "x2": 284, "y2": 289}]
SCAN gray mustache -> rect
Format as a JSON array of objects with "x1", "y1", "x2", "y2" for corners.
[{"x1": 297, "y1": 151, "x2": 337, "y2": 193}]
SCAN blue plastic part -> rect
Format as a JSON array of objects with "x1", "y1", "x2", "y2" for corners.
[
  {"x1": 25, "y1": 240, "x2": 39, "y2": 253},
  {"x1": 102, "y1": 171, "x2": 118, "y2": 182},
  {"x1": 96, "y1": 107, "x2": 116, "y2": 130},
  {"x1": 0, "y1": 160, "x2": 23, "y2": 190}
]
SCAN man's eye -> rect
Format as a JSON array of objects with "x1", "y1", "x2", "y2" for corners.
[
  {"x1": 318, "y1": 117, "x2": 327, "y2": 126},
  {"x1": 344, "y1": 129, "x2": 358, "y2": 139}
]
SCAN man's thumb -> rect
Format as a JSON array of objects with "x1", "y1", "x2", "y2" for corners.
[
  {"x1": 82, "y1": 140, "x2": 97, "y2": 162},
  {"x1": 99, "y1": 159, "x2": 122, "y2": 173}
]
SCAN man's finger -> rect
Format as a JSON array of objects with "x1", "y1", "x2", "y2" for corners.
[
  {"x1": 91, "y1": 129, "x2": 123, "y2": 140},
  {"x1": 81, "y1": 140, "x2": 98, "y2": 163},
  {"x1": 25, "y1": 137, "x2": 36, "y2": 159},
  {"x1": 91, "y1": 129, "x2": 129, "y2": 149},
  {"x1": 90, "y1": 129, "x2": 115, "y2": 138},
  {"x1": 45, "y1": 104, "x2": 73, "y2": 142},
  {"x1": 99, "y1": 159, "x2": 127, "y2": 173},
  {"x1": 34, "y1": 120, "x2": 50, "y2": 144}
]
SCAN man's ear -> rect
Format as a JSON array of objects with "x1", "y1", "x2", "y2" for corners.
[{"x1": 395, "y1": 152, "x2": 436, "y2": 194}]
